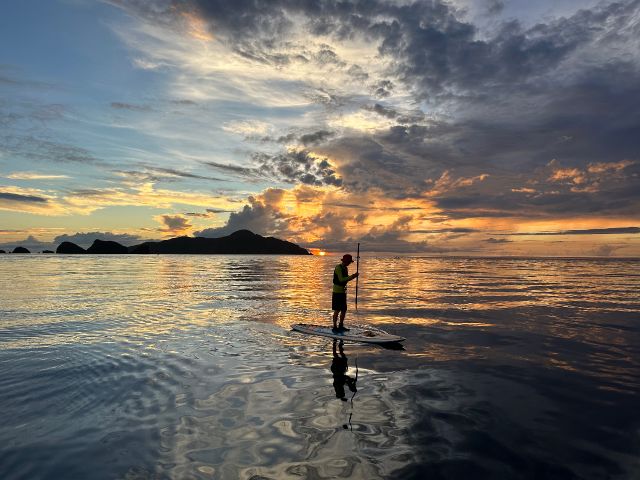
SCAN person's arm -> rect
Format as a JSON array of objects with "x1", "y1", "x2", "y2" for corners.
[{"x1": 335, "y1": 265, "x2": 359, "y2": 284}]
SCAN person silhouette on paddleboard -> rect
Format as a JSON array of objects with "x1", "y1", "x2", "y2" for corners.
[
  {"x1": 331, "y1": 340, "x2": 357, "y2": 401},
  {"x1": 332, "y1": 253, "x2": 359, "y2": 332}
]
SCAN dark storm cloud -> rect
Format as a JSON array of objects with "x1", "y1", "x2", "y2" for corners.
[
  {"x1": 0, "y1": 191, "x2": 48, "y2": 203},
  {"x1": 264, "y1": 129, "x2": 335, "y2": 146},
  {"x1": 252, "y1": 150, "x2": 342, "y2": 187},
  {"x1": 428, "y1": 156, "x2": 640, "y2": 219},
  {"x1": 365, "y1": 104, "x2": 426, "y2": 124},
  {"x1": 433, "y1": 188, "x2": 637, "y2": 220},
  {"x1": 321, "y1": 66, "x2": 640, "y2": 211},
  {"x1": 115, "y1": 0, "x2": 639, "y2": 97},
  {"x1": 112, "y1": 0, "x2": 640, "y2": 105},
  {"x1": 113, "y1": 0, "x2": 640, "y2": 224},
  {"x1": 313, "y1": 46, "x2": 346, "y2": 67},
  {"x1": 318, "y1": 135, "x2": 427, "y2": 197},
  {"x1": 364, "y1": 103, "x2": 398, "y2": 119},
  {"x1": 383, "y1": 0, "x2": 640, "y2": 99},
  {"x1": 299, "y1": 130, "x2": 335, "y2": 146},
  {"x1": 371, "y1": 80, "x2": 394, "y2": 98}
]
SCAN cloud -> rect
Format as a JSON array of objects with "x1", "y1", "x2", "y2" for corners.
[
  {"x1": 0, "y1": 66, "x2": 52, "y2": 90},
  {"x1": 109, "y1": 0, "x2": 640, "y2": 210},
  {"x1": 6, "y1": 172, "x2": 70, "y2": 180},
  {"x1": 115, "y1": 0, "x2": 637, "y2": 103},
  {"x1": 0, "y1": 235, "x2": 52, "y2": 252},
  {"x1": 223, "y1": 119, "x2": 274, "y2": 137},
  {"x1": 587, "y1": 160, "x2": 635, "y2": 174},
  {"x1": 427, "y1": 171, "x2": 490, "y2": 196},
  {"x1": 192, "y1": 185, "x2": 449, "y2": 252},
  {"x1": 261, "y1": 129, "x2": 336, "y2": 147},
  {"x1": 206, "y1": 208, "x2": 236, "y2": 214},
  {"x1": 591, "y1": 244, "x2": 624, "y2": 257},
  {"x1": 0, "y1": 187, "x2": 60, "y2": 215},
  {"x1": 202, "y1": 161, "x2": 256, "y2": 177},
  {"x1": 0, "y1": 181, "x2": 239, "y2": 218},
  {"x1": 110, "y1": 102, "x2": 152, "y2": 112},
  {"x1": 195, "y1": 188, "x2": 287, "y2": 238},
  {"x1": 298, "y1": 130, "x2": 335, "y2": 146},
  {"x1": 156, "y1": 214, "x2": 192, "y2": 233},
  {"x1": 184, "y1": 212, "x2": 212, "y2": 218},
  {"x1": 507, "y1": 227, "x2": 640, "y2": 236},
  {"x1": 484, "y1": 0, "x2": 505, "y2": 16},
  {"x1": 53, "y1": 231, "x2": 146, "y2": 248},
  {"x1": 1, "y1": 134, "x2": 99, "y2": 164},
  {"x1": 485, "y1": 237, "x2": 511, "y2": 244},
  {"x1": 113, "y1": 166, "x2": 226, "y2": 183},
  {"x1": 61, "y1": 184, "x2": 236, "y2": 215},
  {"x1": 252, "y1": 149, "x2": 342, "y2": 187},
  {"x1": 352, "y1": 216, "x2": 445, "y2": 253},
  {"x1": 0, "y1": 191, "x2": 49, "y2": 203},
  {"x1": 4, "y1": 1, "x2": 636, "y2": 255},
  {"x1": 175, "y1": 99, "x2": 199, "y2": 105},
  {"x1": 0, "y1": 231, "x2": 151, "y2": 252}
]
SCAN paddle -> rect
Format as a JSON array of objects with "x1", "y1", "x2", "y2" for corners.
[{"x1": 355, "y1": 242, "x2": 360, "y2": 310}]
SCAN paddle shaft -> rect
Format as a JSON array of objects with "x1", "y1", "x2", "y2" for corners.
[{"x1": 355, "y1": 243, "x2": 360, "y2": 310}]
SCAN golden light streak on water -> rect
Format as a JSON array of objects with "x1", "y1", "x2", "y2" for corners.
[{"x1": 0, "y1": 255, "x2": 638, "y2": 479}]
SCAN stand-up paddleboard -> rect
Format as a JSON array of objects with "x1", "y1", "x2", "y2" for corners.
[{"x1": 292, "y1": 323, "x2": 405, "y2": 344}]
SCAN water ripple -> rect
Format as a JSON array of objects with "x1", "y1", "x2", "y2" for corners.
[{"x1": 0, "y1": 255, "x2": 638, "y2": 479}]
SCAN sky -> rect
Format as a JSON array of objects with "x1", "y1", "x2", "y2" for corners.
[{"x1": 1, "y1": 0, "x2": 639, "y2": 256}]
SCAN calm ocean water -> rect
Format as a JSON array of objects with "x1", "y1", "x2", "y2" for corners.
[{"x1": 1, "y1": 255, "x2": 639, "y2": 479}]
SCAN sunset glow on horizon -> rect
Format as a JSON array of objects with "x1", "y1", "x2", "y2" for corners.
[{"x1": 1, "y1": 0, "x2": 639, "y2": 256}]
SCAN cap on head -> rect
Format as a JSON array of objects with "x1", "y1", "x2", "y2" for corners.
[{"x1": 342, "y1": 254, "x2": 353, "y2": 264}]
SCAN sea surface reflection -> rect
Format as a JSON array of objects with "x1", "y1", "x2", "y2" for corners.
[{"x1": 1, "y1": 255, "x2": 639, "y2": 479}]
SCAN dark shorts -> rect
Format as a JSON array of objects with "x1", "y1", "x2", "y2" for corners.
[{"x1": 332, "y1": 292, "x2": 347, "y2": 312}]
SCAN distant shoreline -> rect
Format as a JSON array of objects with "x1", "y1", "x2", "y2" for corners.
[{"x1": 1, "y1": 230, "x2": 311, "y2": 256}]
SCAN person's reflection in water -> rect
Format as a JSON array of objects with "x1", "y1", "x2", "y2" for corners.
[{"x1": 331, "y1": 339, "x2": 357, "y2": 402}]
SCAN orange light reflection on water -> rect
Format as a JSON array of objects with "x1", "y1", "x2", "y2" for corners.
[{"x1": 2, "y1": 255, "x2": 638, "y2": 384}]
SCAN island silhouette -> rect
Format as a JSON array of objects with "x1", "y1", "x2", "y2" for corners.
[{"x1": 53, "y1": 229, "x2": 311, "y2": 255}]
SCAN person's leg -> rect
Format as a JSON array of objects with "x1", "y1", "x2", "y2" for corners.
[
  {"x1": 333, "y1": 309, "x2": 339, "y2": 329},
  {"x1": 338, "y1": 309, "x2": 348, "y2": 330}
]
